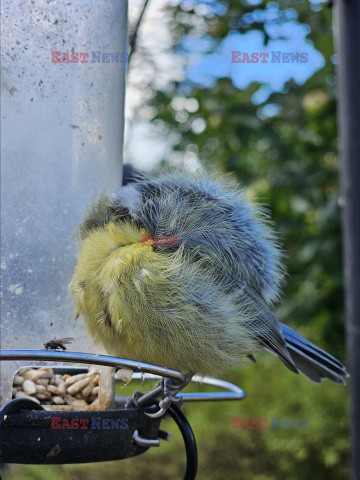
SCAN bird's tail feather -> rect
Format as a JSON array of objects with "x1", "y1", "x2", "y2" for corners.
[{"x1": 280, "y1": 324, "x2": 349, "y2": 384}]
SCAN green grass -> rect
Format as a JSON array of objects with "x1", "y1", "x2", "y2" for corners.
[{"x1": 4, "y1": 358, "x2": 349, "y2": 480}]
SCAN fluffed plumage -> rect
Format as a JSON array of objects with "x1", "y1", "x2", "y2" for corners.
[{"x1": 72, "y1": 167, "x2": 348, "y2": 383}]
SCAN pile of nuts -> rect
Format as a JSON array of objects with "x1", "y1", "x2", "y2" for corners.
[{"x1": 12, "y1": 367, "x2": 100, "y2": 409}]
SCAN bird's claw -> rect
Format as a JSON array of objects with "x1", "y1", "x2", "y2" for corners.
[
  {"x1": 144, "y1": 397, "x2": 172, "y2": 418},
  {"x1": 162, "y1": 377, "x2": 184, "y2": 402},
  {"x1": 125, "y1": 373, "x2": 193, "y2": 418},
  {"x1": 145, "y1": 373, "x2": 193, "y2": 417}
]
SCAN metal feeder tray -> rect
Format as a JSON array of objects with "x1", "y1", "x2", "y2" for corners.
[{"x1": 0, "y1": 350, "x2": 246, "y2": 479}]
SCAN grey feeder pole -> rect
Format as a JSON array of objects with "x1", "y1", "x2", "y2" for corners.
[
  {"x1": 0, "y1": 0, "x2": 128, "y2": 408},
  {"x1": 334, "y1": 1, "x2": 360, "y2": 479}
]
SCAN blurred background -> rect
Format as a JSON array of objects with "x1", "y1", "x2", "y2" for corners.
[{"x1": 6, "y1": 0, "x2": 349, "y2": 479}]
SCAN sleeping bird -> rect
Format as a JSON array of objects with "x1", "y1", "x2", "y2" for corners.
[{"x1": 72, "y1": 166, "x2": 348, "y2": 397}]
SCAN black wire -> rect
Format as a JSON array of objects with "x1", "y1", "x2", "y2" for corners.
[
  {"x1": 167, "y1": 404, "x2": 198, "y2": 480},
  {"x1": 139, "y1": 391, "x2": 198, "y2": 480}
]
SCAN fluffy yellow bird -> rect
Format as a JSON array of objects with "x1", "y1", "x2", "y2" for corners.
[{"x1": 72, "y1": 166, "x2": 348, "y2": 396}]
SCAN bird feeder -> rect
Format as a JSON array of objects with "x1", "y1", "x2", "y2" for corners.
[
  {"x1": 0, "y1": 1, "x2": 246, "y2": 478},
  {"x1": 0, "y1": 0, "x2": 127, "y2": 411}
]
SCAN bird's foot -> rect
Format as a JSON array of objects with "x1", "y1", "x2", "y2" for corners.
[
  {"x1": 146, "y1": 373, "x2": 193, "y2": 418},
  {"x1": 125, "y1": 373, "x2": 193, "y2": 418}
]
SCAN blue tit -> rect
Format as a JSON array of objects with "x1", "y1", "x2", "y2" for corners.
[{"x1": 72, "y1": 166, "x2": 348, "y2": 384}]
